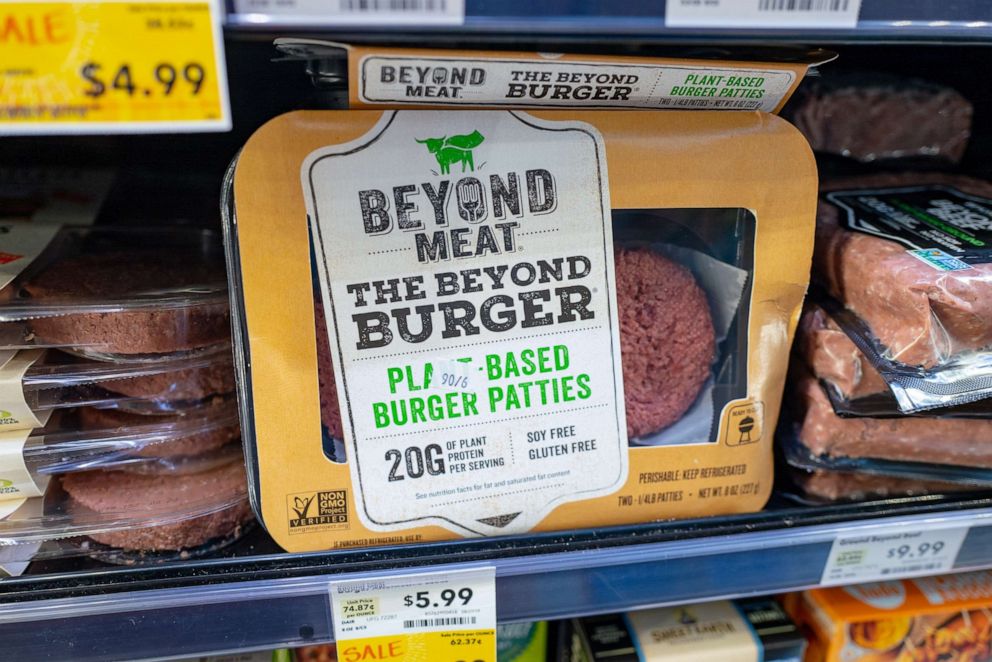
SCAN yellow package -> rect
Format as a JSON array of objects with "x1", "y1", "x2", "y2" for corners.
[{"x1": 224, "y1": 109, "x2": 816, "y2": 552}]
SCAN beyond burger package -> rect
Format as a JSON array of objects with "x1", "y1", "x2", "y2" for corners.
[
  {"x1": 813, "y1": 173, "x2": 992, "y2": 413},
  {"x1": 223, "y1": 109, "x2": 817, "y2": 552},
  {"x1": 274, "y1": 40, "x2": 835, "y2": 113}
]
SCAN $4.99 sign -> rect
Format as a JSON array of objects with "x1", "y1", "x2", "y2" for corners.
[
  {"x1": 329, "y1": 567, "x2": 496, "y2": 662},
  {"x1": 0, "y1": 0, "x2": 230, "y2": 133}
]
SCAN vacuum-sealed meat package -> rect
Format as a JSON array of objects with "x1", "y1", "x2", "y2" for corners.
[
  {"x1": 224, "y1": 110, "x2": 817, "y2": 552},
  {"x1": 790, "y1": 372, "x2": 992, "y2": 471},
  {"x1": 796, "y1": 304, "x2": 990, "y2": 417},
  {"x1": 813, "y1": 172, "x2": 992, "y2": 412},
  {"x1": 786, "y1": 73, "x2": 972, "y2": 163}
]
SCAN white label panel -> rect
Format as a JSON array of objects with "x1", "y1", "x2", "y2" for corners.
[
  {"x1": 821, "y1": 523, "x2": 969, "y2": 586},
  {"x1": 666, "y1": 0, "x2": 862, "y2": 29},
  {"x1": 304, "y1": 110, "x2": 627, "y2": 537},
  {"x1": 360, "y1": 55, "x2": 796, "y2": 112}
]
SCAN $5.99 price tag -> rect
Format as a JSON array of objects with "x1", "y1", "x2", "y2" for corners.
[
  {"x1": 329, "y1": 567, "x2": 496, "y2": 662},
  {"x1": 1, "y1": 0, "x2": 230, "y2": 133},
  {"x1": 821, "y1": 523, "x2": 970, "y2": 587}
]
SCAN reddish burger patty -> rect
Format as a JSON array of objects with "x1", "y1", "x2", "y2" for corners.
[
  {"x1": 615, "y1": 247, "x2": 715, "y2": 438},
  {"x1": 314, "y1": 246, "x2": 715, "y2": 441},
  {"x1": 62, "y1": 459, "x2": 252, "y2": 551}
]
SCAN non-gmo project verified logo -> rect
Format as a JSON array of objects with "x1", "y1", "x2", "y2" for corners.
[{"x1": 287, "y1": 489, "x2": 349, "y2": 534}]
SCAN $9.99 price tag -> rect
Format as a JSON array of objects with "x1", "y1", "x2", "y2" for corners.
[
  {"x1": 821, "y1": 523, "x2": 970, "y2": 587},
  {"x1": 329, "y1": 567, "x2": 496, "y2": 662},
  {"x1": 1, "y1": 0, "x2": 229, "y2": 133}
]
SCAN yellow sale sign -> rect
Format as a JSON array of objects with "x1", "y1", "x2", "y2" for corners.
[{"x1": 0, "y1": 0, "x2": 230, "y2": 133}]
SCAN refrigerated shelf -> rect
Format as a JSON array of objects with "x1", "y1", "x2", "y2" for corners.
[
  {"x1": 2, "y1": 493, "x2": 992, "y2": 660},
  {"x1": 225, "y1": 0, "x2": 992, "y2": 43}
]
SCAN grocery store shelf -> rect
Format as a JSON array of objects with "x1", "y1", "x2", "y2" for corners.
[
  {"x1": 225, "y1": 0, "x2": 992, "y2": 43},
  {"x1": 3, "y1": 494, "x2": 992, "y2": 661}
]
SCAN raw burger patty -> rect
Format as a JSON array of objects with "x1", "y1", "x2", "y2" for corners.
[
  {"x1": 787, "y1": 74, "x2": 972, "y2": 163},
  {"x1": 61, "y1": 459, "x2": 252, "y2": 551},
  {"x1": 79, "y1": 406, "x2": 240, "y2": 458},
  {"x1": 792, "y1": 467, "x2": 966, "y2": 502},
  {"x1": 797, "y1": 305, "x2": 888, "y2": 400},
  {"x1": 615, "y1": 246, "x2": 715, "y2": 438},
  {"x1": 816, "y1": 173, "x2": 992, "y2": 367},
  {"x1": 314, "y1": 247, "x2": 715, "y2": 440},
  {"x1": 102, "y1": 359, "x2": 235, "y2": 402},
  {"x1": 23, "y1": 252, "x2": 230, "y2": 355},
  {"x1": 314, "y1": 298, "x2": 344, "y2": 440},
  {"x1": 796, "y1": 374, "x2": 992, "y2": 468}
]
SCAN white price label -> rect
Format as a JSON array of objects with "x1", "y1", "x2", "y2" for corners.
[
  {"x1": 329, "y1": 568, "x2": 496, "y2": 661},
  {"x1": 233, "y1": 0, "x2": 464, "y2": 25},
  {"x1": 666, "y1": 0, "x2": 862, "y2": 29},
  {"x1": 821, "y1": 524, "x2": 969, "y2": 586}
]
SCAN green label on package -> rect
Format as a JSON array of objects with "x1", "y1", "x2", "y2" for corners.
[{"x1": 303, "y1": 110, "x2": 627, "y2": 536}]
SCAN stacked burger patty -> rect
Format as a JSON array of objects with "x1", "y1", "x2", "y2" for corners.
[{"x1": 0, "y1": 227, "x2": 252, "y2": 559}]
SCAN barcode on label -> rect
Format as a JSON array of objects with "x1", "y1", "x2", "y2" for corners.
[
  {"x1": 403, "y1": 616, "x2": 477, "y2": 629},
  {"x1": 758, "y1": 0, "x2": 849, "y2": 10},
  {"x1": 342, "y1": 0, "x2": 449, "y2": 11},
  {"x1": 666, "y1": 0, "x2": 860, "y2": 28},
  {"x1": 881, "y1": 562, "x2": 942, "y2": 576}
]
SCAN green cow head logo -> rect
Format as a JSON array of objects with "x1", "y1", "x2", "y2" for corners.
[{"x1": 415, "y1": 130, "x2": 485, "y2": 175}]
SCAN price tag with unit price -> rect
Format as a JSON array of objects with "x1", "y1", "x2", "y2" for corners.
[
  {"x1": 821, "y1": 523, "x2": 970, "y2": 586},
  {"x1": 1, "y1": 0, "x2": 230, "y2": 134},
  {"x1": 329, "y1": 567, "x2": 496, "y2": 662}
]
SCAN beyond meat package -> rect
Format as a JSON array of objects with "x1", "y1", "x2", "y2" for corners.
[
  {"x1": 814, "y1": 173, "x2": 992, "y2": 412},
  {"x1": 223, "y1": 110, "x2": 817, "y2": 552}
]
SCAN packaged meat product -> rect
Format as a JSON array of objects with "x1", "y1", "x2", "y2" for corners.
[
  {"x1": 0, "y1": 225, "x2": 230, "y2": 360},
  {"x1": 792, "y1": 373, "x2": 992, "y2": 470},
  {"x1": 814, "y1": 172, "x2": 992, "y2": 411},
  {"x1": 569, "y1": 598, "x2": 805, "y2": 662},
  {"x1": 786, "y1": 571, "x2": 992, "y2": 662},
  {"x1": 785, "y1": 465, "x2": 971, "y2": 504},
  {"x1": 786, "y1": 73, "x2": 972, "y2": 163},
  {"x1": 0, "y1": 402, "x2": 240, "y2": 494},
  {"x1": 0, "y1": 347, "x2": 234, "y2": 432},
  {"x1": 224, "y1": 109, "x2": 817, "y2": 552},
  {"x1": 796, "y1": 304, "x2": 990, "y2": 418},
  {"x1": 313, "y1": 238, "x2": 749, "y2": 454},
  {"x1": 0, "y1": 453, "x2": 252, "y2": 568},
  {"x1": 275, "y1": 40, "x2": 834, "y2": 113}
]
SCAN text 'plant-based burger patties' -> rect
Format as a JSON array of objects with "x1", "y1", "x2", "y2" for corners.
[{"x1": 225, "y1": 110, "x2": 816, "y2": 552}]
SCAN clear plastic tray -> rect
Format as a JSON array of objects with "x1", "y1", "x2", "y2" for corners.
[
  {"x1": 0, "y1": 226, "x2": 230, "y2": 361},
  {"x1": 22, "y1": 402, "x2": 240, "y2": 476},
  {"x1": 0, "y1": 454, "x2": 252, "y2": 565},
  {"x1": 17, "y1": 347, "x2": 235, "y2": 416}
]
